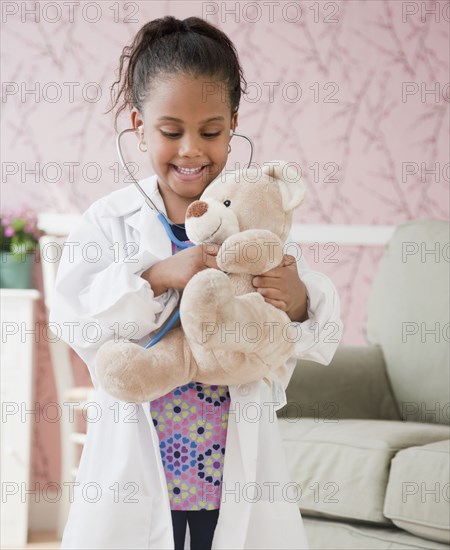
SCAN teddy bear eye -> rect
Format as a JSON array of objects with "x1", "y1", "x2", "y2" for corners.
[{"x1": 223, "y1": 200, "x2": 231, "y2": 207}]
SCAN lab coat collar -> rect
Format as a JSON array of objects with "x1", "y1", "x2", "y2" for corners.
[
  {"x1": 101, "y1": 174, "x2": 164, "y2": 218},
  {"x1": 102, "y1": 174, "x2": 173, "y2": 260}
]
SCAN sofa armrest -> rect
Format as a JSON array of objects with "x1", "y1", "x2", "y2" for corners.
[{"x1": 276, "y1": 344, "x2": 401, "y2": 421}]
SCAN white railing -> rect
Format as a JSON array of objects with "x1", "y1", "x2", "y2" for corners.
[{"x1": 291, "y1": 224, "x2": 395, "y2": 246}]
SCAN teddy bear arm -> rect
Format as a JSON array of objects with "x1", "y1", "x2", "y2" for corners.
[
  {"x1": 216, "y1": 229, "x2": 283, "y2": 274},
  {"x1": 95, "y1": 327, "x2": 197, "y2": 403}
]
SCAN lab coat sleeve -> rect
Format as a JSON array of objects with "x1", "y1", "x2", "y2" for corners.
[
  {"x1": 263, "y1": 237, "x2": 344, "y2": 408},
  {"x1": 291, "y1": 252, "x2": 344, "y2": 364},
  {"x1": 49, "y1": 198, "x2": 179, "y2": 386}
]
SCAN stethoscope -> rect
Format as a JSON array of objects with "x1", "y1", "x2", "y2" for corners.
[{"x1": 115, "y1": 126, "x2": 254, "y2": 348}]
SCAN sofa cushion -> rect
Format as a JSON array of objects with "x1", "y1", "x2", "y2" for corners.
[
  {"x1": 384, "y1": 439, "x2": 450, "y2": 544},
  {"x1": 279, "y1": 418, "x2": 450, "y2": 524},
  {"x1": 302, "y1": 516, "x2": 450, "y2": 550},
  {"x1": 366, "y1": 220, "x2": 450, "y2": 425},
  {"x1": 279, "y1": 345, "x2": 401, "y2": 421}
]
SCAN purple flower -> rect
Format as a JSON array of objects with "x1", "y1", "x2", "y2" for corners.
[{"x1": 1, "y1": 207, "x2": 42, "y2": 252}]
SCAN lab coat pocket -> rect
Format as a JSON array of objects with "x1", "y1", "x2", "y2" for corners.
[{"x1": 62, "y1": 491, "x2": 153, "y2": 550}]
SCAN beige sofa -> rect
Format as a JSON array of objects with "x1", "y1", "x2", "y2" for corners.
[{"x1": 277, "y1": 220, "x2": 450, "y2": 549}]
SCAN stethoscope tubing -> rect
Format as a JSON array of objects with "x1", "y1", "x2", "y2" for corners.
[{"x1": 115, "y1": 126, "x2": 254, "y2": 348}]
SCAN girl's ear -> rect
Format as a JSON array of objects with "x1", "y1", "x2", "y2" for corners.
[
  {"x1": 231, "y1": 111, "x2": 238, "y2": 132},
  {"x1": 130, "y1": 108, "x2": 144, "y2": 133},
  {"x1": 262, "y1": 160, "x2": 307, "y2": 211}
]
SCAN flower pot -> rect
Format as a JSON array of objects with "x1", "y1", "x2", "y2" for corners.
[{"x1": 0, "y1": 251, "x2": 35, "y2": 289}]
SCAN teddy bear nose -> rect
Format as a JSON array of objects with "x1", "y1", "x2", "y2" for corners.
[{"x1": 186, "y1": 201, "x2": 208, "y2": 219}]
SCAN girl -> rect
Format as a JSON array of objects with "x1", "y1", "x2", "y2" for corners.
[{"x1": 50, "y1": 16, "x2": 343, "y2": 550}]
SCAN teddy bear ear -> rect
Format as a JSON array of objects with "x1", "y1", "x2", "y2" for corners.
[{"x1": 262, "y1": 160, "x2": 306, "y2": 211}]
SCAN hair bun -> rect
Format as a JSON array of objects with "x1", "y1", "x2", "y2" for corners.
[{"x1": 153, "y1": 16, "x2": 188, "y2": 38}]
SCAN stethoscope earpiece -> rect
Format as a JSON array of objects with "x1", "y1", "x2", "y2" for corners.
[{"x1": 116, "y1": 125, "x2": 253, "y2": 208}]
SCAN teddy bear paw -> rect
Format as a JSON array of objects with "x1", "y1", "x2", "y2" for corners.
[
  {"x1": 181, "y1": 269, "x2": 235, "y2": 348},
  {"x1": 95, "y1": 340, "x2": 149, "y2": 403}
]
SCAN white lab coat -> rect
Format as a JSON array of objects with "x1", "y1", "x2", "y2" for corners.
[{"x1": 50, "y1": 174, "x2": 343, "y2": 550}]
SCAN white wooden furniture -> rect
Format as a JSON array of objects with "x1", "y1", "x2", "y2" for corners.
[
  {"x1": 1, "y1": 289, "x2": 40, "y2": 547},
  {"x1": 38, "y1": 235, "x2": 95, "y2": 539}
]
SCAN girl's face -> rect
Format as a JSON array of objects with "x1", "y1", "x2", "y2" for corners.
[{"x1": 131, "y1": 74, "x2": 238, "y2": 210}]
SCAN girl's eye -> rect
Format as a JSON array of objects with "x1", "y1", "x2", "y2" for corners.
[
  {"x1": 160, "y1": 131, "x2": 222, "y2": 139},
  {"x1": 160, "y1": 131, "x2": 181, "y2": 139},
  {"x1": 223, "y1": 200, "x2": 231, "y2": 207}
]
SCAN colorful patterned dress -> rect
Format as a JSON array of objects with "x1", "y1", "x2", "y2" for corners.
[{"x1": 150, "y1": 223, "x2": 231, "y2": 511}]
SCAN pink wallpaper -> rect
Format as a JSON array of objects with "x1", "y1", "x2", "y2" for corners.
[{"x1": 2, "y1": 1, "x2": 449, "y2": 490}]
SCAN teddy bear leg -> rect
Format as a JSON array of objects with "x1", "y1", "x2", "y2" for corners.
[
  {"x1": 95, "y1": 327, "x2": 198, "y2": 403},
  {"x1": 181, "y1": 269, "x2": 295, "y2": 367}
]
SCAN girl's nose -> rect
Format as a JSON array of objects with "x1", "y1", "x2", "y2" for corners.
[{"x1": 178, "y1": 134, "x2": 202, "y2": 157}]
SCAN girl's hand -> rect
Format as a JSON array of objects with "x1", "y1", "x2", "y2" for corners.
[
  {"x1": 142, "y1": 243, "x2": 221, "y2": 296},
  {"x1": 252, "y1": 254, "x2": 309, "y2": 322}
]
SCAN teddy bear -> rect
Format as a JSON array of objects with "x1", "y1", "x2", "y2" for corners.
[{"x1": 95, "y1": 161, "x2": 307, "y2": 403}]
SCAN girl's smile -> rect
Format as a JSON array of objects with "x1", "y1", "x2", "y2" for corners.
[{"x1": 170, "y1": 163, "x2": 209, "y2": 180}]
